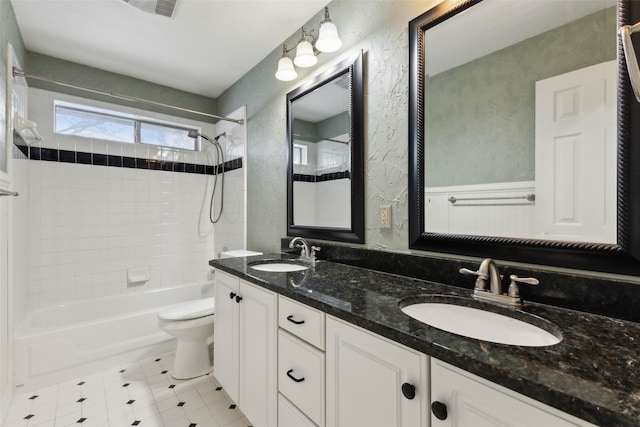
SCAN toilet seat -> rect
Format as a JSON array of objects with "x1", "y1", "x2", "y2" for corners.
[{"x1": 158, "y1": 297, "x2": 215, "y2": 321}]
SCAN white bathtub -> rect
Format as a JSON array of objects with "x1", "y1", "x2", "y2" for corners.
[{"x1": 14, "y1": 281, "x2": 214, "y2": 390}]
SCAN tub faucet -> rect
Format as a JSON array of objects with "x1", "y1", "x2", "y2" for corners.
[{"x1": 289, "y1": 237, "x2": 320, "y2": 264}]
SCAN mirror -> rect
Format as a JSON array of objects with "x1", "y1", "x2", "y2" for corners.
[
  {"x1": 409, "y1": 0, "x2": 640, "y2": 274},
  {"x1": 287, "y1": 51, "x2": 364, "y2": 243}
]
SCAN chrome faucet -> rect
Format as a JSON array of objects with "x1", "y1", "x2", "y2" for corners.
[
  {"x1": 288, "y1": 237, "x2": 321, "y2": 264},
  {"x1": 460, "y1": 258, "x2": 539, "y2": 309}
]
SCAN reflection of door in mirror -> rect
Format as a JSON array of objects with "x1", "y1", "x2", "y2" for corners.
[
  {"x1": 423, "y1": 0, "x2": 616, "y2": 242},
  {"x1": 292, "y1": 73, "x2": 351, "y2": 228},
  {"x1": 535, "y1": 60, "x2": 617, "y2": 244}
]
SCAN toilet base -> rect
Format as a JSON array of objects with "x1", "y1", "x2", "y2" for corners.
[{"x1": 172, "y1": 339, "x2": 213, "y2": 380}]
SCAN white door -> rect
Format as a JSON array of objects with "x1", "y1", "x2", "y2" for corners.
[
  {"x1": 213, "y1": 270, "x2": 240, "y2": 402},
  {"x1": 535, "y1": 60, "x2": 617, "y2": 243},
  {"x1": 326, "y1": 316, "x2": 428, "y2": 427},
  {"x1": 238, "y1": 280, "x2": 277, "y2": 427}
]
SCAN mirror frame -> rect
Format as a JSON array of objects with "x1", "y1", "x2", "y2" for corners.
[
  {"x1": 409, "y1": 0, "x2": 640, "y2": 275},
  {"x1": 287, "y1": 51, "x2": 365, "y2": 244}
]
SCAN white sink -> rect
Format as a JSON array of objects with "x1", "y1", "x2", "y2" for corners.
[
  {"x1": 400, "y1": 298, "x2": 561, "y2": 347},
  {"x1": 249, "y1": 263, "x2": 308, "y2": 272}
]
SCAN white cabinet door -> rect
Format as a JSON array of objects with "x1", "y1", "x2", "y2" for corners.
[
  {"x1": 326, "y1": 316, "x2": 429, "y2": 427},
  {"x1": 431, "y1": 359, "x2": 597, "y2": 427},
  {"x1": 214, "y1": 271, "x2": 278, "y2": 427},
  {"x1": 214, "y1": 270, "x2": 240, "y2": 402},
  {"x1": 238, "y1": 280, "x2": 278, "y2": 427}
]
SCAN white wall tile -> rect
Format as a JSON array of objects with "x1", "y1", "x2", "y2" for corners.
[{"x1": 13, "y1": 89, "x2": 246, "y2": 320}]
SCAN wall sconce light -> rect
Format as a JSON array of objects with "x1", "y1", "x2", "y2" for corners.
[{"x1": 275, "y1": 7, "x2": 343, "y2": 81}]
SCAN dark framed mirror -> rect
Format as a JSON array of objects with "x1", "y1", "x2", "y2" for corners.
[
  {"x1": 409, "y1": 0, "x2": 640, "y2": 275},
  {"x1": 287, "y1": 51, "x2": 364, "y2": 243}
]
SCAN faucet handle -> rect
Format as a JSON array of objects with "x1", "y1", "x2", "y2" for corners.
[
  {"x1": 294, "y1": 243, "x2": 309, "y2": 257},
  {"x1": 509, "y1": 275, "x2": 539, "y2": 285},
  {"x1": 507, "y1": 275, "x2": 539, "y2": 298},
  {"x1": 459, "y1": 267, "x2": 487, "y2": 279}
]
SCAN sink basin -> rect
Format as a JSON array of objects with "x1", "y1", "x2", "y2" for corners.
[
  {"x1": 249, "y1": 261, "x2": 309, "y2": 272},
  {"x1": 400, "y1": 295, "x2": 562, "y2": 347}
]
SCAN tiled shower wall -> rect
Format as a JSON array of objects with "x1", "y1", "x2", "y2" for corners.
[{"x1": 12, "y1": 89, "x2": 246, "y2": 323}]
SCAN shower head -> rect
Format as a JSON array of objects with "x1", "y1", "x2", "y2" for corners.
[{"x1": 188, "y1": 130, "x2": 226, "y2": 144}]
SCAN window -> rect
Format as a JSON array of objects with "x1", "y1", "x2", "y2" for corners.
[
  {"x1": 293, "y1": 143, "x2": 308, "y2": 165},
  {"x1": 54, "y1": 102, "x2": 199, "y2": 151}
]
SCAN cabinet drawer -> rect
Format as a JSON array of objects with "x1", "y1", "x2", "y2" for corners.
[
  {"x1": 279, "y1": 295, "x2": 325, "y2": 349},
  {"x1": 278, "y1": 330, "x2": 325, "y2": 426},
  {"x1": 278, "y1": 394, "x2": 317, "y2": 427}
]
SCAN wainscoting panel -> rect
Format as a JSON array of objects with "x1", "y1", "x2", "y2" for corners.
[{"x1": 425, "y1": 181, "x2": 536, "y2": 238}]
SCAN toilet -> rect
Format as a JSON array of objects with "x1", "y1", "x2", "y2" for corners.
[
  {"x1": 158, "y1": 297, "x2": 215, "y2": 379},
  {"x1": 158, "y1": 250, "x2": 262, "y2": 379}
]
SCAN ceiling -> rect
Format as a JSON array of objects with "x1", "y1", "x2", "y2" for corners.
[{"x1": 10, "y1": 0, "x2": 331, "y2": 98}]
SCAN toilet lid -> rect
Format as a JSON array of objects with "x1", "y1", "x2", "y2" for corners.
[{"x1": 158, "y1": 297, "x2": 215, "y2": 321}]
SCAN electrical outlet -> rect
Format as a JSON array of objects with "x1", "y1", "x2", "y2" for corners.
[{"x1": 380, "y1": 205, "x2": 392, "y2": 229}]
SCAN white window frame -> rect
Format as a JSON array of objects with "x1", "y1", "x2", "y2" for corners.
[
  {"x1": 53, "y1": 100, "x2": 201, "y2": 151},
  {"x1": 293, "y1": 143, "x2": 308, "y2": 166}
]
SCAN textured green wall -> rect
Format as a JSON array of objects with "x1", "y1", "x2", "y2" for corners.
[
  {"x1": 317, "y1": 111, "x2": 349, "y2": 140},
  {"x1": 295, "y1": 111, "x2": 349, "y2": 141},
  {"x1": 26, "y1": 52, "x2": 217, "y2": 123},
  {"x1": 425, "y1": 7, "x2": 616, "y2": 187},
  {"x1": 0, "y1": 0, "x2": 27, "y2": 70},
  {"x1": 217, "y1": 0, "x2": 432, "y2": 254}
]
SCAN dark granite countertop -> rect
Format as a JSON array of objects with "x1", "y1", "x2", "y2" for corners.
[{"x1": 210, "y1": 253, "x2": 640, "y2": 427}]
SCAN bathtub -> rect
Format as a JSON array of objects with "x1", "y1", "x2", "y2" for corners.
[{"x1": 14, "y1": 281, "x2": 214, "y2": 390}]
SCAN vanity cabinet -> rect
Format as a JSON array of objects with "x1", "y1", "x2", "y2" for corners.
[
  {"x1": 214, "y1": 270, "x2": 277, "y2": 427},
  {"x1": 430, "y1": 359, "x2": 598, "y2": 427},
  {"x1": 325, "y1": 316, "x2": 430, "y2": 427},
  {"x1": 277, "y1": 295, "x2": 326, "y2": 427},
  {"x1": 214, "y1": 268, "x2": 601, "y2": 427}
]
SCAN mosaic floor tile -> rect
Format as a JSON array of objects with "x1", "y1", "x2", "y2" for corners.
[{"x1": 3, "y1": 352, "x2": 252, "y2": 427}]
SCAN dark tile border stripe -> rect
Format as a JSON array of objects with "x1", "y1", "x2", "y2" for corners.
[
  {"x1": 293, "y1": 170, "x2": 350, "y2": 183},
  {"x1": 14, "y1": 144, "x2": 242, "y2": 176}
]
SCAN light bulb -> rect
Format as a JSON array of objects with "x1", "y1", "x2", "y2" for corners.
[
  {"x1": 316, "y1": 21, "x2": 342, "y2": 53},
  {"x1": 275, "y1": 56, "x2": 297, "y2": 81},
  {"x1": 294, "y1": 40, "x2": 318, "y2": 68}
]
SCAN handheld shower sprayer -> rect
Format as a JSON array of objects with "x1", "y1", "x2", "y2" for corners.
[
  {"x1": 188, "y1": 130, "x2": 227, "y2": 224},
  {"x1": 188, "y1": 130, "x2": 226, "y2": 143}
]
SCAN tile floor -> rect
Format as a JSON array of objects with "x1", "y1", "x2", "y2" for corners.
[{"x1": 3, "y1": 352, "x2": 252, "y2": 427}]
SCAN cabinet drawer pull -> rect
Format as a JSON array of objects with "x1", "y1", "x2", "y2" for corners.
[
  {"x1": 401, "y1": 382, "x2": 416, "y2": 400},
  {"x1": 431, "y1": 401, "x2": 448, "y2": 420},
  {"x1": 235, "y1": 295, "x2": 243, "y2": 303},
  {"x1": 229, "y1": 292, "x2": 236, "y2": 299},
  {"x1": 286, "y1": 315, "x2": 305, "y2": 325},
  {"x1": 286, "y1": 369, "x2": 305, "y2": 383}
]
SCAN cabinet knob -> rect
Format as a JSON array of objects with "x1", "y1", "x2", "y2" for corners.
[
  {"x1": 286, "y1": 369, "x2": 305, "y2": 383},
  {"x1": 229, "y1": 292, "x2": 236, "y2": 299},
  {"x1": 235, "y1": 295, "x2": 243, "y2": 303},
  {"x1": 431, "y1": 401, "x2": 448, "y2": 420},
  {"x1": 401, "y1": 382, "x2": 416, "y2": 400},
  {"x1": 286, "y1": 315, "x2": 305, "y2": 325}
]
